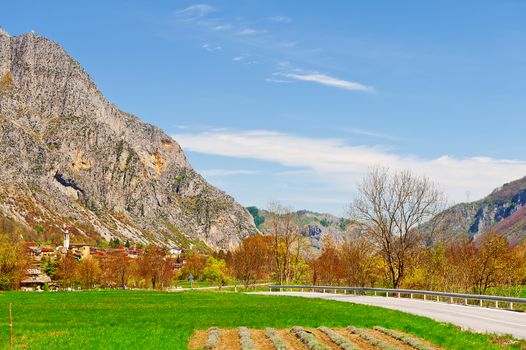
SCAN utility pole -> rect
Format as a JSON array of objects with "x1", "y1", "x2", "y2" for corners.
[{"x1": 9, "y1": 303, "x2": 13, "y2": 350}]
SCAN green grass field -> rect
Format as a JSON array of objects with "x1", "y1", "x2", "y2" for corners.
[{"x1": 0, "y1": 290, "x2": 519, "y2": 349}]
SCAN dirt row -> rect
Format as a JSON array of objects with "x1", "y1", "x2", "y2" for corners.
[{"x1": 188, "y1": 326, "x2": 442, "y2": 350}]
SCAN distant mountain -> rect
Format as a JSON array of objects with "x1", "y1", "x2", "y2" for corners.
[
  {"x1": 247, "y1": 207, "x2": 358, "y2": 249},
  {"x1": 0, "y1": 30, "x2": 256, "y2": 249},
  {"x1": 432, "y1": 176, "x2": 526, "y2": 243}
]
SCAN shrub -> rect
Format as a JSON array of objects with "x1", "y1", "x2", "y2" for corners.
[
  {"x1": 291, "y1": 326, "x2": 329, "y2": 350},
  {"x1": 264, "y1": 328, "x2": 288, "y2": 350},
  {"x1": 318, "y1": 326, "x2": 358, "y2": 350},
  {"x1": 374, "y1": 326, "x2": 432, "y2": 350},
  {"x1": 347, "y1": 326, "x2": 401, "y2": 350},
  {"x1": 238, "y1": 327, "x2": 256, "y2": 350},
  {"x1": 204, "y1": 327, "x2": 220, "y2": 349}
]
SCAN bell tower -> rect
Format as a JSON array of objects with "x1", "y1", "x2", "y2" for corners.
[{"x1": 63, "y1": 223, "x2": 70, "y2": 251}]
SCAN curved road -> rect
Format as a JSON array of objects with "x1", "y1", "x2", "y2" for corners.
[{"x1": 255, "y1": 291, "x2": 526, "y2": 339}]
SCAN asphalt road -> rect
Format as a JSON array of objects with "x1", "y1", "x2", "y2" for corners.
[{"x1": 255, "y1": 291, "x2": 526, "y2": 339}]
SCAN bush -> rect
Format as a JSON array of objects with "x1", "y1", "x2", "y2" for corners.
[
  {"x1": 204, "y1": 327, "x2": 220, "y2": 349},
  {"x1": 264, "y1": 328, "x2": 288, "y2": 350},
  {"x1": 374, "y1": 326, "x2": 432, "y2": 350},
  {"x1": 318, "y1": 326, "x2": 358, "y2": 350},
  {"x1": 238, "y1": 327, "x2": 256, "y2": 350},
  {"x1": 291, "y1": 326, "x2": 329, "y2": 350},
  {"x1": 347, "y1": 326, "x2": 399, "y2": 350}
]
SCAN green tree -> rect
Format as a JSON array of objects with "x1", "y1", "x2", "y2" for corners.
[
  {"x1": 202, "y1": 257, "x2": 228, "y2": 286},
  {"x1": 319, "y1": 218, "x2": 331, "y2": 227},
  {"x1": 109, "y1": 238, "x2": 121, "y2": 248},
  {"x1": 43, "y1": 257, "x2": 60, "y2": 279},
  {"x1": 247, "y1": 206, "x2": 265, "y2": 229}
]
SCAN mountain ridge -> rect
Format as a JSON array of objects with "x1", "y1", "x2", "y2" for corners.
[
  {"x1": 432, "y1": 176, "x2": 526, "y2": 243},
  {"x1": 0, "y1": 30, "x2": 256, "y2": 249},
  {"x1": 247, "y1": 206, "x2": 357, "y2": 249}
]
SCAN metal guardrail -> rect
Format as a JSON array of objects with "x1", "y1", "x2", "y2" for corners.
[
  {"x1": 167, "y1": 282, "x2": 273, "y2": 292},
  {"x1": 268, "y1": 285, "x2": 526, "y2": 310}
]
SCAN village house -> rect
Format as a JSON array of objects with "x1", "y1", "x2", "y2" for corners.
[{"x1": 20, "y1": 268, "x2": 52, "y2": 291}]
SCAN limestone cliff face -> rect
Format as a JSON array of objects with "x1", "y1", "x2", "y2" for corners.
[
  {"x1": 427, "y1": 176, "x2": 526, "y2": 243},
  {"x1": 0, "y1": 30, "x2": 256, "y2": 249}
]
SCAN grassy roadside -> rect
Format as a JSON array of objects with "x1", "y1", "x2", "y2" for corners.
[{"x1": 0, "y1": 290, "x2": 520, "y2": 349}]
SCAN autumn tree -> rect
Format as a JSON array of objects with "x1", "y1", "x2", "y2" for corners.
[
  {"x1": 231, "y1": 235, "x2": 273, "y2": 288},
  {"x1": 136, "y1": 246, "x2": 175, "y2": 289},
  {"x1": 352, "y1": 167, "x2": 444, "y2": 288},
  {"x1": 77, "y1": 256, "x2": 102, "y2": 289},
  {"x1": 339, "y1": 236, "x2": 382, "y2": 287},
  {"x1": 309, "y1": 236, "x2": 343, "y2": 285},
  {"x1": 102, "y1": 251, "x2": 132, "y2": 288},
  {"x1": 56, "y1": 251, "x2": 78, "y2": 289},
  {"x1": 472, "y1": 231, "x2": 515, "y2": 294},
  {"x1": 0, "y1": 233, "x2": 28, "y2": 290},
  {"x1": 181, "y1": 251, "x2": 208, "y2": 281}
]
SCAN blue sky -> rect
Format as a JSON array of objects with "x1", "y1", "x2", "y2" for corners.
[{"x1": 3, "y1": 1, "x2": 526, "y2": 215}]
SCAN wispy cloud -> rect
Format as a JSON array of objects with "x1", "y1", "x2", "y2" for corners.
[
  {"x1": 212, "y1": 24, "x2": 232, "y2": 31},
  {"x1": 265, "y1": 77, "x2": 292, "y2": 84},
  {"x1": 273, "y1": 72, "x2": 374, "y2": 92},
  {"x1": 175, "y1": 4, "x2": 216, "y2": 21},
  {"x1": 200, "y1": 169, "x2": 258, "y2": 177},
  {"x1": 201, "y1": 43, "x2": 222, "y2": 52},
  {"x1": 173, "y1": 129, "x2": 526, "y2": 204},
  {"x1": 345, "y1": 128, "x2": 397, "y2": 140},
  {"x1": 237, "y1": 28, "x2": 266, "y2": 36},
  {"x1": 233, "y1": 56, "x2": 246, "y2": 61},
  {"x1": 278, "y1": 41, "x2": 298, "y2": 48},
  {"x1": 268, "y1": 16, "x2": 292, "y2": 23}
]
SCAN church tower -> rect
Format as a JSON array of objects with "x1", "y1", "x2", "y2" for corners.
[{"x1": 63, "y1": 224, "x2": 70, "y2": 251}]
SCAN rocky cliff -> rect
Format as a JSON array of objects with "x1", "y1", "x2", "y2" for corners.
[
  {"x1": 431, "y1": 176, "x2": 526, "y2": 243},
  {"x1": 0, "y1": 29, "x2": 256, "y2": 249}
]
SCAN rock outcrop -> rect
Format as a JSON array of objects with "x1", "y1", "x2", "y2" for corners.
[
  {"x1": 429, "y1": 176, "x2": 526, "y2": 243},
  {"x1": 0, "y1": 30, "x2": 256, "y2": 249}
]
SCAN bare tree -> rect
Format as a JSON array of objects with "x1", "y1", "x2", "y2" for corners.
[
  {"x1": 352, "y1": 167, "x2": 445, "y2": 288},
  {"x1": 264, "y1": 202, "x2": 306, "y2": 284}
]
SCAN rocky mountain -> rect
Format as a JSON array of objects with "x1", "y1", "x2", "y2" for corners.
[
  {"x1": 247, "y1": 207, "x2": 358, "y2": 249},
  {"x1": 0, "y1": 29, "x2": 256, "y2": 250},
  {"x1": 432, "y1": 176, "x2": 526, "y2": 243}
]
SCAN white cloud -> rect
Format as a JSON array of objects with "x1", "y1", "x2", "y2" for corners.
[
  {"x1": 273, "y1": 72, "x2": 374, "y2": 92},
  {"x1": 173, "y1": 129, "x2": 526, "y2": 204},
  {"x1": 213, "y1": 24, "x2": 233, "y2": 31},
  {"x1": 265, "y1": 77, "x2": 292, "y2": 84},
  {"x1": 278, "y1": 41, "x2": 298, "y2": 48},
  {"x1": 199, "y1": 169, "x2": 258, "y2": 177},
  {"x1": 175, "y1": 4, "x2": 216, "y2": 21},
  {"x1": 233, "y1": 56, "x2": 246, "y2": 61},
  {"x1": 237, "y1": 28, "x2": 266, "y2": 36},
  {"x1": 268, "y1": 16, "x2": 292, "y2": 23},
  {"x1": 201, "y1": 43, "x2": 222, "y2": 52}
]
